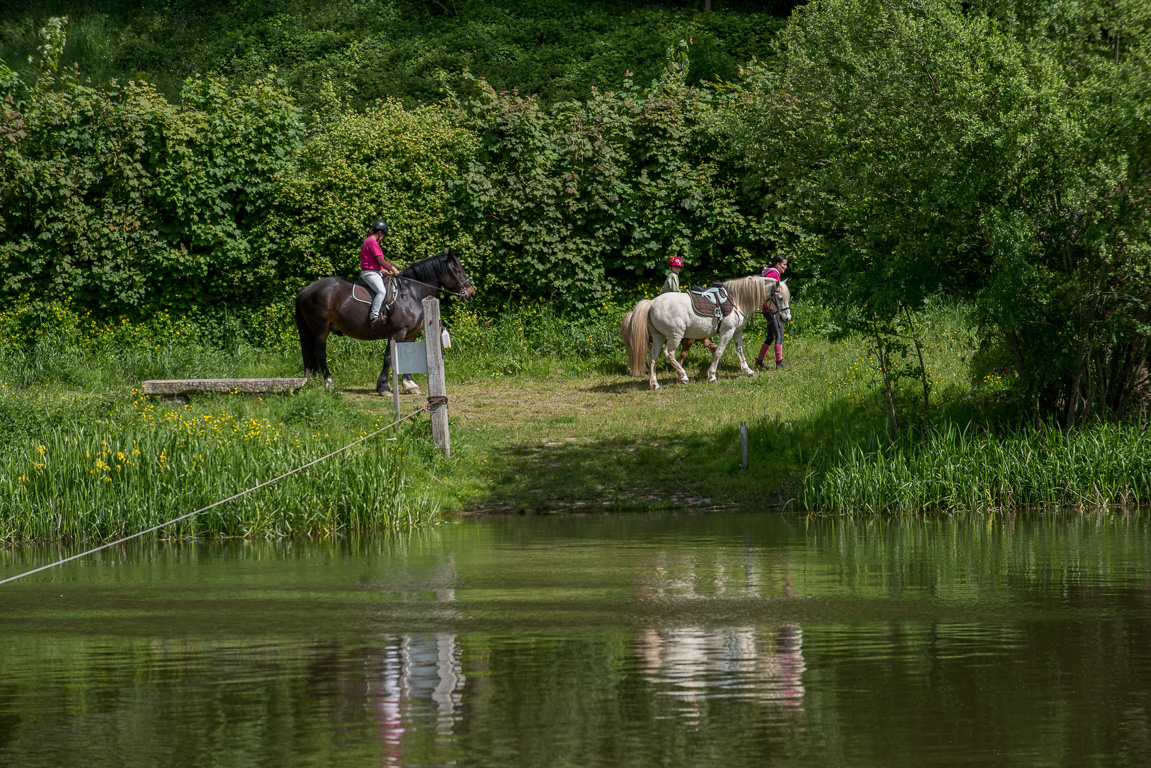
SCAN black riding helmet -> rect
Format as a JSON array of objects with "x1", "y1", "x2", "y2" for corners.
[{"x1": 370, "y1": 220, "x2": 389, "y2": 235}]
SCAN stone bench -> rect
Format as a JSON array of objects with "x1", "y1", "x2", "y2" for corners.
[{"x1": 142, "y1": 378, "x2": 307, "y2": 402}]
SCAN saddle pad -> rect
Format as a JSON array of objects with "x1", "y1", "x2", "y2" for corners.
[
  {"x1": 351, "y1": 281, "x2": 372, "y2": 303},
  {"x1": 688, "y1": 285, "x2": 734, "y2": 321},
  {"x1": 351, "y1": 276, "x2": 397, "y2": 305}
]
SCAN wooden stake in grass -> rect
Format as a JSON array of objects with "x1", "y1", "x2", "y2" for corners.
[
  {"x1": 424, "y1": 297, "x2": 450, "y2": 459},
  {"x1": 390, "y1": 338, "x2": 401, "y2": 433},
  {"x1": 740, "y1": 422, "x2": 748, "y2": 470},
  {"x1": 902, "y1": 305, "x2": 931, "y2": 414}
]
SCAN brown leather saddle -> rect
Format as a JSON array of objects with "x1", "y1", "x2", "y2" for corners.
[
  {"x1": 688, "y1": 285, "x2": 734, "y2": 321},
  {"x1": 351, "y1": 275, "x2": 400, "y2": 308}
]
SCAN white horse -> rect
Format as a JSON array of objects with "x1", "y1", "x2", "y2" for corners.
[{"x1": 623, "y1": 277, "x2": 790, "y2": 389}]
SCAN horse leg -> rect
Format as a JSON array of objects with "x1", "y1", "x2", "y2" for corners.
[
  {"x1": 295, "y1": 311, "x2": 332, "y2": 386},
  {"x1": 649, "y1": 331, "x2": 666, "y2": 390},
  {"x1": 377, "y1": 332, "x2": 421, "y2": 396},
  {"x1": 378, "y1": 338, "x2": 395, "y2": 397},
  {"x1": 314, "y1": 330, "x2": 333, "y2": 389},
  {"x1": 678, "y1": 338, "x2": 695, "y2": 366},
  {"x1": 664, "y1": 332, "x2": 690, "y2": 384},
  {"x1": 708, "y1": 326, "x2": 737, "y2": 383},
  {"x1": 732, "y1": 326, "x2": 755, "y2": 377}
]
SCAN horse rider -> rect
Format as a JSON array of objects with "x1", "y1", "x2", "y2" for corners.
[
  {"x1": 661, "y1": 255, "x2": 718, "y2": 358},
  {"x1": 755, "y1": 255, "x2": 788, "y2": 369},
  {"x1": 661, "y1": 255, "x2": 685, "y2": 295},
  {"x1": 360, "y1": 219, "x2": 401, "y2": 328}
]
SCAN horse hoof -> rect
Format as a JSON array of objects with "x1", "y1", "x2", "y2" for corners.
[
  {"x1": 403, "y1": 384, "x2": 420, "y2": 395},
  {"x1": 380, "y1": 389, "x2": 392, "y2": 398},
  {"x1": 323, "y1": 378, "x2": 333, "y2": 390}
]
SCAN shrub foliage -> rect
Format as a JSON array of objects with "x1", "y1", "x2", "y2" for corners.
[{"x1": 2, "y1": 2, "x2": 1149, "y2": 423}]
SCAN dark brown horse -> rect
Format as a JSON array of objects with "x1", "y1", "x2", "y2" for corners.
[{"x1": 294, "y1": 249, "x2": 476, "y2": 395}]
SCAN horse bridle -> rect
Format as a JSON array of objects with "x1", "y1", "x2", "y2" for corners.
[
  {"x1": 392, "y1": 274, "x2": 473, "y2": 299},
  {"x1": 383, "y1": 245, "x2": 474, "y2": 298}
]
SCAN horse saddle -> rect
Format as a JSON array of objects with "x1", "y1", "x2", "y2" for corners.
[
  {"x1": 688, "y1": 285, "x2": 733, "y2": 321},
  {"x1": 351, "y1": 275, "x2": 400, "y2": 308}
]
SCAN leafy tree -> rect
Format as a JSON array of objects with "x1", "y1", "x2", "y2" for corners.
[{"x1": 734, "y1": 0, "x2": 1150, "y2": 424}]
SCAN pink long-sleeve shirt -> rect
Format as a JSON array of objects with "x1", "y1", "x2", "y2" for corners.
[{"x1": 360, "y1": 236, "x2": 396, "y2": 272}]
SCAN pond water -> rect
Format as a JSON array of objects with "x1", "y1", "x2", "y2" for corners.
[{"x1": 2, "y1": 513, "x2": 1150, "y2": 767}]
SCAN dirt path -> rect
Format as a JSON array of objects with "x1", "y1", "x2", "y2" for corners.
[{"x1": 349, "y1": 369, "x2": 780, "y2": 514}]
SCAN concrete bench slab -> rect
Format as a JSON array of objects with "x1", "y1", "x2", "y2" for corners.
[{"x1": 142, "y1": 378, "x2": 308, "y2": 397}]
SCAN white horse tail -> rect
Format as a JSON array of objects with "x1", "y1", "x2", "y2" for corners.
[
  {"x1": 619, "y1": 309, "x2": 636, "y2": 369},
  {"x1": 624, "y1": 299, "x2": 653, "y2": 376}
]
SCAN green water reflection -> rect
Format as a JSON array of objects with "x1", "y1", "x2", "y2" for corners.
[{"x1": 2, "y1": 513, "x2": 1150, "y2": 767}]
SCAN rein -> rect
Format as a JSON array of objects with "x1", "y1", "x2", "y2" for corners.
[
  {"x1": 395, "y1": 274, "x2": 473, "y2": 299},
  {"x1": 384, "y1": 245, "x2": 473, "y2": 298}
]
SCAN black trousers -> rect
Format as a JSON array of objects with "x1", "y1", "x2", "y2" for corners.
[{"x1": 763, "y1": 310, "x2": 784, "y2": 346}]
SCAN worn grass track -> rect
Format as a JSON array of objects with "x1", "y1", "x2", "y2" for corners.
[{"x1": 343, "y1": 334, "x2": 879, "y2": 515}]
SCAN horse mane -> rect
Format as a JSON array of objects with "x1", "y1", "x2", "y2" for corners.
[
  {"x1": 720, "y1": 275, "x2": 770, "y2": 314},
  {"x1": 399, "y1": 249, "x2": 453, "y2": 285}
]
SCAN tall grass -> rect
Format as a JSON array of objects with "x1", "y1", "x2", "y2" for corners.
[
  {"x1": 0, "y1": 386, "x2": 443, "y2": 542},
  {"x1": 803, "y1": 422, "x2": 1151, "y2": 514},
  {"x1": 0, "y1": 301, "x2": 446, "y2": 542}
]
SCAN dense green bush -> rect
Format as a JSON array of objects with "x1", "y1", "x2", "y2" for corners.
[
  {"x1": 0, "y1": 19, "x2": 305, "y2": 315},
  {"x1": 269, "y1": 95, "x2": 481, "y2": 293},
  {"x1": 3, "y1": 19, "x2": 782, "y2": 316},
  {"x1": 455, "y1": 52, "x2": 774, "y2": 308},
  {"x1": 0, "y1": 1, "x2": 794, "y2": 109}
]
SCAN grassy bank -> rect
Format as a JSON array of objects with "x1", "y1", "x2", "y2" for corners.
[
  {"x1": 431, "y1": 297, "x2": 1150, "y2": 516},
  {"x1": 0, "y1": 301, "x2": 446, "y2": 542},
  {"x1": 2, "y1": 295, "x2": 1147, "y2": 544}
]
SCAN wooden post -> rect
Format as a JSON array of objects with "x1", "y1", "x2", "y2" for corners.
[
  {"x1": 389, "y1": 338, "x2": 401, "y2": 433},
  {"x1": 740, "y1": 421, "x2": 748, "y2": 470},
  {"x1": 423, "y1": 297, "x2": 450, "y2": 458}
]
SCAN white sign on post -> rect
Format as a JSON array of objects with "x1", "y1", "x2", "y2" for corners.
[
  {"x1": 394, "y1": 341, "x2": 428, "y2": 374},
  {"x1": 387, "y1": 302, "x2": 450, "y2": 457}
]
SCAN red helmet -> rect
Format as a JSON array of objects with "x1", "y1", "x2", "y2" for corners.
[{"x1": 668, "y1": 256, "x2": 684, "y2": 267}]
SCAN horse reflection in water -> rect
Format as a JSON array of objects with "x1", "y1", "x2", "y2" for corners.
[
  {"x1": 631, "y1": 548, "x2": 806, "y2": 722},
  {"x1": 634, "y1": 624, "x2": 806, "y2": 722},
  {"x1": 371, "y1": 632, "x2": 466, "y2": 765},
  {"x1": 367, "y1": 582, "x2": 465, "y2": 767}
]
